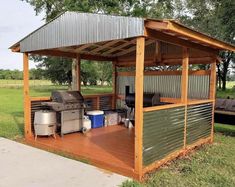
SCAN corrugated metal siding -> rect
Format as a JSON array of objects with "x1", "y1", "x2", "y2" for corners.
[
  {"x1": 186, "y1": 103, "x2": 212, "y2": 145},
  {"x1": 117, "y1": 74, "x2": 210, "y2": 99},
  {"x1": 188, "y1": 75, "x2": 210, "y2": 99},
  {"x1": 20, "y1": 12, "x2": 144, "y2": 52},
  {"x1": 117, "y1": 75, "x2": 182, "y2": 98},
  {"x1": 143, "y1": 107, "x2": 185, "y2": 166}
]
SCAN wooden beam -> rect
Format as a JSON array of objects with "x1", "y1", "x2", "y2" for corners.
[
  {"x1": 181, "y1": 47, "x2": 189, "y2": 151},
  {"x1": 112, "y1": 61, "x2": 117, "y2": 109},
  {"x1": 145, "y1": 28, "x2": 219, "y2": 55},
  {"x1": 116, "y1": 56, "x2": 214, "y2": 67},
  {"x1": 29, "y1": 49, "x2": 115, "y2": 61},
  {"x1": 117, "y1": 70, "x2": 210, "y2": 76},
  {"x1": 134, "y1": 37, "x2": 145, "y2": 178},
  {"x1": 210, "y1": 59, "x2": 217, "y2": 142},
  {"x1": 23, "y1": 53, "x2": 32, "y2": 139},
  {"x1": 145, "y1": 20, "x2": 168, "y2": 30},
  {"x1": 168, "y1": 21, "x2": 235, "y2": 52}
]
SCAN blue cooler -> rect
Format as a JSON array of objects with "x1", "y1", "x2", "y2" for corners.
[{"x1": 87, "y1": 110, "x2": 104, "y2": 128}]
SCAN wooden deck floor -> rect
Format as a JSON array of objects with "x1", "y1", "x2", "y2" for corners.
[{"x1": 27, "y1": 125, "x2": 136, "y2": 178}]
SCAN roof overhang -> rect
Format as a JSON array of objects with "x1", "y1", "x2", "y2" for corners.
[
  {"x1": 10, "y1": 12, "x2": 235, "y2": 58},
  {"x1": 145, "y1": 19, "x2": 235, "y2": 52}
]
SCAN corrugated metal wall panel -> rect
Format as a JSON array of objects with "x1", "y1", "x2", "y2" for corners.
[
  {"x1": 20, "y1": 12, "x2": 144, "y2": 52},
  {"x1": 117, "y1": 75, "x2": 182, "y2": 98},
  {"x1": 117, "y1": 74, "x2": 209, "y2": 100},
  {"x1": 186, "y1": 103, "x2": 212, "y2": 144},
  {"x1": 188, "y1": 75, "x2": 210, "y2": 99},
  {"x1": 143, "y1": 107, "x2": 185, "y2": 166}
]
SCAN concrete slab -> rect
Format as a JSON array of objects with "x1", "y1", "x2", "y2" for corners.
[{"x1": 0, "y1": 138, "x2": 128, "y2": 187}]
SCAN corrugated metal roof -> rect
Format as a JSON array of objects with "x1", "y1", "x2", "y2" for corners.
[
  {"x1": 10, "y1": 11, "x2": 235, "y2": 53},
  {"x1": 17, "y1": 12, "x2": 144, "y2": 52}
]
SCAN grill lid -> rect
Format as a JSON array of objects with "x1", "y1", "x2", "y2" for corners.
[{"x1": 51, "y1": 91, "x2": 84, "y2": 104}]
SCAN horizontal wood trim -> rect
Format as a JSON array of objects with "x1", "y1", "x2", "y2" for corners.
[
  {"x1": 30, "y1": 97, "x2": 51, "y2": 101},
  {"x1": 84, "y1": 93, "x2": 114, "y2": 98},
  {"x1": 142, "y1": 136, "x2": 211, "y2": 174},
  {"x1": 187, "y1": 99, "x2": 214, "y2": 105},
  {"x1": 117, "y1": 70, "x2": 210, "y2": 76},
  {"x1": 143, "y1": 103, "x2": 185, "y2": 112},
  {"x1": 160, "y1": 97, "x2": 181, "y2": 103}
]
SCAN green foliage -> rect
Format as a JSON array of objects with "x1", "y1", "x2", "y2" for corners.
[
  {"x1": 0, "y1": 69, "x2": 23, "y2": 80},
  {"x1": 0, "y1": 69, "x2": 45, "y2": 80},
  {"x1": 178, "y1": 0, "x2": 235, "y2": 90},
  {"x1": 81, "y1": 60, "x2": 99, "y2": 86},
  {"x1": 36, "y1": 56, "x2": 72, "y2": 85}
]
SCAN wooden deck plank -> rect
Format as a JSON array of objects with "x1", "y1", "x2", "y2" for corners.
[{"x1": 26, "y1": 125, "x2": 136, "y2": 178}]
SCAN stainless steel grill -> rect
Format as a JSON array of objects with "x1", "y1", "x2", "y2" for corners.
[{"x1": 42, "y1": 91, "x2": 85, "y2": 136}]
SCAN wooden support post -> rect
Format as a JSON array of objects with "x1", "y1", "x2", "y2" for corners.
[
  {"x1": 153, "y1": 40, "x2": 161, "y2": 63},
  {"x1": 210, "y1": 59, "x2": 217, "y2": 142},
  {"x1": 72, "y1": 55, "x2": 81, "y2": 91},
  {"x1": 134, "y1": 37, "x2": 145, "y2": 178},
  {"x1": 181, "y1": 47, "x2": 189, "y2": 150},
  {"x1": 23, "y1": 53, "x2": 32, "y2": 138},
  {"x1": 76, "y1": 55, "x2": 81, "y2": 91},
  {"x1": 96, "y1": 96, "x2": 100, "y2": 110},
  {"x1": 112, "y1": 61, "x2": 117, "y2": 109}
]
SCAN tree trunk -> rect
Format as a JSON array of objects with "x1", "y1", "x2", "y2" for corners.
[{"x1": 216, "y1": 64, "x2": 222, "y2": 89}]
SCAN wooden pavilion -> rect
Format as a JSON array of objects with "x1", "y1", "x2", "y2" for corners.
[{"x1": 10, "y1": 12, "x2": 235, "y2": 180}]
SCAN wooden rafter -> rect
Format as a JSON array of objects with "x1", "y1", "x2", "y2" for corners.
[
  {"x1": 102, "y1": 39, "x2": 137, "y2": 55},
  {"x1": 146, "y1": 29, "x2": 219, "y2": 54},
  {"x1": 91, "y1": 40, "x2": 120, "y2": 53},
  {"x1": 116, "y1": 39, "x2": 154, "y2": 57}
]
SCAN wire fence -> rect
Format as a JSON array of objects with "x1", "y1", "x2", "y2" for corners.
[{"x1": 0, "y1": 79, "x2": 63, "y2": 89}]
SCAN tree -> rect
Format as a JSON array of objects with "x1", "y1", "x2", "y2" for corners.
[
  {"x1": 35, "y1": 56, "x2": 72, "y2": 85},
  {"x1": 97, "y1": 62, "x2": 113, "y2": 85},
  {"x1": 80, "y1": 60, "x2": 99, "y2": 86},
  {"x1": 177, "y1": 0, "x2": 235, "y2": 90}
]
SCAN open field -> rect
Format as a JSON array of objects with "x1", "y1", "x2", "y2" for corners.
[{"x1": 0, "y1": 85, "x2": 235, "y2": 186}]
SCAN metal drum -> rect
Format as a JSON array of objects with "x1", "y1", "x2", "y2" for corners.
[{"x1": 34, "y1": 110, "x2": 57, "y2": 140}]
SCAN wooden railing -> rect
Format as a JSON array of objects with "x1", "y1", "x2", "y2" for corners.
[{"x1": 83, "y1": 93, "x2": 114, "y2": 111}]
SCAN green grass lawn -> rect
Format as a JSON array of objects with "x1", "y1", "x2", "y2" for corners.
[
  {"x1": 217, "y1": 81, "x2": 235, "y2": 99},
  {"x1": 123, "y1": 130, "x2": 235, "y2": 187},
  {"x1": 0, "y1": 85, "x2": 235, "y2": 186}
]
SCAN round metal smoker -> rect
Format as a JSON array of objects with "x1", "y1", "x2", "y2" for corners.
[{"x1": 34, "y1": 110, "x2": 57, "y2": 140}]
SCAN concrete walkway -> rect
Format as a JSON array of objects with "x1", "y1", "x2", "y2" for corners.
[{"x1": 0, "y1": 138, "x2": 128, "y2": 187}]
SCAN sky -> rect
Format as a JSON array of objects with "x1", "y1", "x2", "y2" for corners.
[{"x1": 0, "y1": 0, "x2": 44, "y2": 70}]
